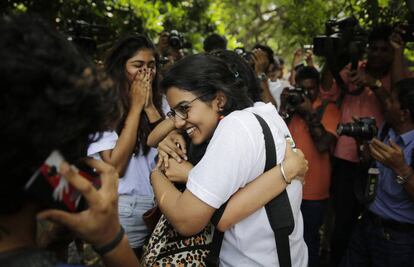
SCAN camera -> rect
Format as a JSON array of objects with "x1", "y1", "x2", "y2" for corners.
[
  {"x1": 284, "y1": 87, "x2": 310, "y2": 114},
  {"x1": 337, "y1": 117, "x2": 377, "y2": 140},
  {"x1": 168, "y1": 30, "x2": 191, "y2": 50},
  {"x1": 313, "y1": 16, "x2": 367, "y2": 71}
]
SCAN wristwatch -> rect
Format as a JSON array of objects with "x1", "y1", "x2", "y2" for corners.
[
  {"x1": 258, "y1": 72, "x2": 267, "y2": 81},
  {"x1": 395, "y1": 171, "x2": 413, "y2": 185}
]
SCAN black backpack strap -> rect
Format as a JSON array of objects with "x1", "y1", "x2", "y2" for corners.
[
  {"x1": 206, "y1": 113, "x2": 295, "y2": 267},
  {"x1": 205, "y1": 202, "x2": 228, "y2": 267},
  {"x1": 254, "y1": 113, "x2": 294, "y2": 267}
]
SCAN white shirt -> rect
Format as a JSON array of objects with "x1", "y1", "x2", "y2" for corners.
[
  {"x1": 187, "y1": 102, "x2": 307, "y2": 267},
  {"x1": 87, "y1": 131, "x2": 157, "y2": 196},
  {"x1": 268, "y1": 79, "x2": 290, "y2": 111}
]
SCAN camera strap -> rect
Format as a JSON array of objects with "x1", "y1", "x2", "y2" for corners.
[
  {"x1": 361, "y1": 124, "x2": 391, "y2": 204},
  {"x1": 206, "y1": 113, "x2": 294, "y2": 267}
]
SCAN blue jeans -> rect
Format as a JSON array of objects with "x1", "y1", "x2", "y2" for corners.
[
  {"x1": 118, "y1": 195, "x2": 155, "y2": 249},
  {"x1": 340, "y1": 211, "x2": 414, "y2": 267},
  {"x1": 301, "y1": 199, "x2": 328, "y2": 267}
]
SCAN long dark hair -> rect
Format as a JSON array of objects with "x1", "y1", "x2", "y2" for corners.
[
  {"x1": 160, "y1": 53, "x2": 253, "y2": 116},
  {"x1": 0, "y1": 14, "x2": 120, "y2": 214},
  {"x1": 105, "y1": 35, "x2": 163, "y2": 155}
]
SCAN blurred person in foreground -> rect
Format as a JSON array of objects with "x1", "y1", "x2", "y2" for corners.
[{"x1": 0, "y1": 13, "x2": 139, "y2": 267}]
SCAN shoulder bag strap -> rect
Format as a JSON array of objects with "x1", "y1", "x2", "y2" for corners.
[{"x1": 254, "y1": 113, "x2": 294, "y2": 267}]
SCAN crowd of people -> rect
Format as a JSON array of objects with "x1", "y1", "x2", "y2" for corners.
[{"x1": 1, "y1": 11, "x2": 413, "y2": 267}]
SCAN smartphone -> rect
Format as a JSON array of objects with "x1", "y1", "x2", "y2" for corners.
[{"x1": 24, "y1": 150, "x2": 101, "y2": 212}]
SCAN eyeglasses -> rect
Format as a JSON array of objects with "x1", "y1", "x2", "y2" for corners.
[{"x1": 167, "y1": 93, "x2": 210, "y2": 120}]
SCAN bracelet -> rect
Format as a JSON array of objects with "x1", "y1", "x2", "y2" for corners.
[
  {"x1": 280, "y1": 162, "x2": 291, "y2": 184},
  {"x1": 93, "y1": 226, "x2": 125, "y2": 256}
]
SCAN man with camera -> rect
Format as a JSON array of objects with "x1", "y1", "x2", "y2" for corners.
[
  {"x1": 321, "y1": 24, "x2": 413, "y2": 266},
  {"x1": 340, "y1": 78, "x2": 414, "y2": 267},
  {"x1": 281, "y1": 66, "x2": 340, "y2": 267},
  {"x1": 156, "y1": 30, "x2": 189, "y2": 68}
]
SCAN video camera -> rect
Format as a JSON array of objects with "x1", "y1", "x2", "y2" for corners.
[
  {"x1": 64, "y1": 19, "x2": 108, "y2": 56},
  {"x1": 337, "y1": 117, "x2": 377, "y2": 141},
  {"x1": 313, "y1": 16, "x2": 367, "y2": 71}
]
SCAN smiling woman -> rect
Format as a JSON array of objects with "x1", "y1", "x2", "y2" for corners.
[{"x1": 150, "y1": 53, "x2": 308, "y2": 266}]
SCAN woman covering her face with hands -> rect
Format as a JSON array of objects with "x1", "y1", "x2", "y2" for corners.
[{"x1": 87, "y1": 35, "x2": 163, "y2": 257}]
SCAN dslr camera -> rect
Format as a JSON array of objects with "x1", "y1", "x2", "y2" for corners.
[
  {"x1": 284, "y1": 87, "x2": 310, "y2": 115},
  {"x1": 337, "y1": 117, "x2": 377, "y2": 140},
  {"x1": 168, "y1": 30, "x2": 191, "y2": 50}
]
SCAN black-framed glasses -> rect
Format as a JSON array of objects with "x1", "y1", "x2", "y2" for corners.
[{"x1": 167, "y1": 93, "x2": 210, "y2": 120}]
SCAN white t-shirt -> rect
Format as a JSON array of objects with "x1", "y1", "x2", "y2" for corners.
[
  {"x1": 87, "y1": 131, "x2": 157, "y2": 196},
  {"x1": 268, "y1": 79, "x2": 290, "y2": 111},
  {"x1": 187, "y1": 102, "x2": 307, "y2": 267}
]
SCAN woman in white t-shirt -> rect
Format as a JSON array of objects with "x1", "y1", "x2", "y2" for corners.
[
  {"x1": 150, "y1": 53, "x2": 308, "y2": 266},
  {"x1": 88, "y1": 35, "x2": 163, "y2": 256}
]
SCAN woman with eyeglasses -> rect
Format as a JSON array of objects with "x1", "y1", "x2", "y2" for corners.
[
  {"x1": 150, "y1": 53, "x2": 308, "y2": 266},
  {"x1": 87, "y1": 35, "x2": 163, "y2": 257}
]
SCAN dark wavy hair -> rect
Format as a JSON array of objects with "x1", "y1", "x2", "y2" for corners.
[
  {"x1": 0, "y1": 14, "x2": 121, "y2": 214},
  {"x1": 160, "y1": 53, "x2": 253, "y2": 116},
  {"x1": 104, "y1": 35, "x2": 163, "y2": 155},
  {"x1": 209, "y1": 49, "x2": 262, "y2": 102}
]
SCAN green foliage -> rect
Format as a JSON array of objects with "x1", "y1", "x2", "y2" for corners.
[{"x1": 1, "y1": 0, "x2": 413, "y2": 64}]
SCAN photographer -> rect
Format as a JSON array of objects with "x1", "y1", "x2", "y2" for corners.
[
  {"x1": 341, "y1": 78, "x2": 414, "y2": 267},
  {"x1": 156, "y1": 30, "x2": 186, "y2": 68},
  {"x1": 0, "y1": 14, "x2": 139, "y2": 267},
  {"x1": 282, "y1": 66, "x2": 340, "y2": 267},
  {"x1": 250, "y1": 44, "x2": 278, "y2": 106},
  {"x1": 322, "y1": 24, "x2": 413, "y2": 266}
]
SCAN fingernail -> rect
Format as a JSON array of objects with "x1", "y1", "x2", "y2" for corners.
[{"x1": 184, "y1": 155, "x2": 188, "y2": 161}]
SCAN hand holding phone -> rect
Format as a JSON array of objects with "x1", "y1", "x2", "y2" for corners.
[
  {"x1": 25, "y1": 151, "x2": 101, "y2": 212},
  {"x1": 36, "y1": 158, "x2": 122, "y2": 248}
]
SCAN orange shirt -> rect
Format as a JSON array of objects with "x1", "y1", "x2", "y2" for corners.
[
  {"x1": 320, "y1": 63, "x2": 391, "y2": 162},
  {"x1": 288, "y1": 98, "x2": 340, "y2": 200}
]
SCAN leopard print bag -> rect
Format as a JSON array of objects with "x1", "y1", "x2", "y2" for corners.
[{"x1": 141, "y1": 214, "x2": 214, "y2": 267}]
